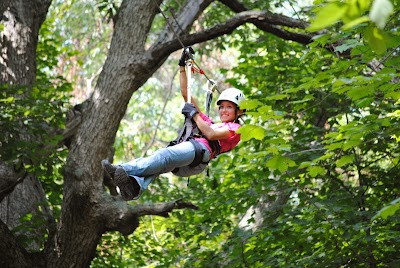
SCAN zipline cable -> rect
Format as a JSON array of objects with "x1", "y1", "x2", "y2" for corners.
[
  {"x1": 152, "y1": 0, "x2": 220, "y2": 93},
  {"x1": 156, "y1": 1, "x2": 186, "y2": 49}
]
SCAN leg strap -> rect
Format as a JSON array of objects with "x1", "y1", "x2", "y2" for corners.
[{"x1": 188, "y1": 139, "x2": 207, "y2": 167}]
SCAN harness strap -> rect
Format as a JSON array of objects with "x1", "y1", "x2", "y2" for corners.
[
  {"x1": 205, "y1": 80, "x2": 217, "y2": 117},
  {"x1": 169, "y1": 117, "x2": 194, "y2": 146},
  {"x1": 188, "y1": 139, "x2": 208, "y2": 167},
  {"x1": 192, "y1": 132, "x2": 221, "y2": 158},
  {"x1": 206, "y1": 90, "x2": 212, "y2": 117}
]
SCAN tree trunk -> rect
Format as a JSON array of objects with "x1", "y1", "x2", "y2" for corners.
[
  {"x1": 0, "y1": 0, "x2": 50, "y2": 84},
  {"x1": 0, "y1": 0, "x2": 53, "y2": 255},
  {"x1": 45, "y1": 0, "x2": 176, "y2": 266}
]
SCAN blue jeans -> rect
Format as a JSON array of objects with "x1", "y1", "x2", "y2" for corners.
[{"x1": 120, "y1": 141, "x2": 210, "y2": 191}]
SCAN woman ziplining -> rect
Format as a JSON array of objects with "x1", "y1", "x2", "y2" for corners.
[{"x1": 101, "y1": 47, "x2": 246, "y2": 200}]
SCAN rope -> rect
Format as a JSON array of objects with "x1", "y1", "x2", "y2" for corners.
[
  {"x1": 152, "y1": 0, "x2": 220, "y2": 93},
  {"x1": 156, "y1": 1, "x2": 186, "y2": 49}
]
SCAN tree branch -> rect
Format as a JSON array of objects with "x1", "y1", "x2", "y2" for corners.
[
  {"x1": 0, "y1": 162, "x2": 27, "y2": 202},
  {"x1": 132, "y1": 199, "x2": 199, "y2": 217},
  {"x1": 150, "y1": 0, "x2": 213, "y2": 50},
  {"x1": 151, "y1": 9, "x2": 313, "y2": 59},
  {"x1": 219, "y1": 0, "x2": 311, "y2": 44},
  {"x1": 102, "y1": 198, "x2": 198, "y2": 236},
  {"x1": 0, "y1": 219, "x2": 45, "y2": 268}
]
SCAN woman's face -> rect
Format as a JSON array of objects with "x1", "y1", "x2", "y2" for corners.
[{"x1": 218, "y1": 100, "x2": 240, "y2": 122}]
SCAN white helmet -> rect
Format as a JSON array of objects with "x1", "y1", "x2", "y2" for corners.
[{"x1": 216, "y1": 88, "x2": 245, "y2": 108}]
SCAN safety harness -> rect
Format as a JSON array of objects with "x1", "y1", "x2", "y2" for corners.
[{"x1": 168, "y1": 52, "x2": 220, "y2": 168}]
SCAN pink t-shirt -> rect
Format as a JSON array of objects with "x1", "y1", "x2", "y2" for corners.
[{"x1": 195, "y1": 113, "x2": 241, "y2": 159}]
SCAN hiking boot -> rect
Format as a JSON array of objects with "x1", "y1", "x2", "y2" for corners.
[
  {"x1": 101, "y1": 160, "x2": 117, "y2": 179},
  {"x1": 114, "y1": 167, "x2": 135, "y2": 201},
  {"x1": 129, "y1": 176, "x2": 142, "y2": 200}
]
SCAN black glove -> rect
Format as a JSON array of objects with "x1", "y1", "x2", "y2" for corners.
[
  {"x1": 181, "y1": 103, "x2": 198, "y2": 119},
  {"x1": 178, "y1": 46, "x2": 195, "y2": 66}
]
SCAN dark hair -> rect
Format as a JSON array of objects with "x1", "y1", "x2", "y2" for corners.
[{"x1": 234, "y1": 106, "x2": 245, "y2": 124}]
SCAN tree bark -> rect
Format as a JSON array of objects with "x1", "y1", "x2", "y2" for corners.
[
  {"x1": 0, "y1": 0, "x2": 50, "y2": 84},
  {"x1": 0, "y1": 0, "x2": 53, "y2": 255}
]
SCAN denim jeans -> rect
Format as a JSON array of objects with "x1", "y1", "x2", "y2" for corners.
[{"x1": 120, "y1": 141, "x2": 210, "y2": 191}]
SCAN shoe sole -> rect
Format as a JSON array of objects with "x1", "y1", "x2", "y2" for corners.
[
  {"x1": 129, "y1": 176, "x2": 142, "y2": 200},
  {"x1": 114, "y1": 167, "x2": 135, "y2": 201},
  {"x1": 101, "y1": 160, "x2": 114, "y2": 179}
]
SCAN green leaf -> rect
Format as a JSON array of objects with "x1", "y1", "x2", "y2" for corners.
[
  {"x1": 299, "y1": 161, "x2": 311, "y2": 169},
  {"x1": 311, "y1": 33, "x2": 332, "y2": 46},
  {"x1": 266, "y1": 155, "x2": 296, "y2": 173},
  {"x1": 237, "y1": 125, "x2": 266, "y2": 141},
  {"x1": 364, "y1": 26, "x2": 387, "y2": 54},
  {"x1": 308, "y1": 166, "x2": 327, "y2": 177},
  {"x1": 257, "y1": 105, "x2": 273, "y2": 114},
  {"x1": 266, "y1": 145, "x2": 280, "y2": 155},
  {"x1": 388, "y1": 110, "x2": 400, "y2": 118},
  {"x1": 341, "y1": 16, "x2": 370, "y2": 31},
  {"x1": 314, "y1": 152, "x2": 335, "y2": 162},
  {"x1": 336, "y1": 155, "x2": 354, "y2": 167},
  {"x1": 307, "y1": 2, "x2": 348, "y2": 32},
  {"x1": 239, "y1": 99, "x2": 262, "y2": 110},
  {"x1": 333, "y1": 78, "x2": 353, "y2": 88},
  {"x1": 1, "y1": 96, "x2": 15, "y2": 103},
  {"x1": 373, "y1": 198, "x2": 400, "y2": 220},
  {"x1": 325, "y1": 142, "x2": 344, "y2": 150},
  {"x1": 346, "y1": 86, "x2": 374, "y2": 100},
  {"x1": 334, "y1": 39, "x2": 363, "y2": 53}
]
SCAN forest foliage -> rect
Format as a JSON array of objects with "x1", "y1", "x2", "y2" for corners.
[
  {"x1": 1, "y1": 0, "x2": 399, "y2": 267},
  {"x1": 96, "y1": 0, "x2": 400, "y2": 266}
]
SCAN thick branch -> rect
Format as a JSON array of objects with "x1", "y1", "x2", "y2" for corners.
[
  {"x1": 63, "y1": 109, "x2": 82, "y2": 140},
  {"x1": 192, "y1": 10, "x2": 310, "y2": 41},
  {"x1": 132, "y1": 199, "x2": 199, "y2": 217},
  {"x1": 219, "y1": 0, "x2": 307, "y2": 28},
  {"x1": 0, "y1": 219, "x2": 45, "y2": 268},
  {"x1": 218, "y1": 1, "x2": 312, "y2": 44},
  {"x1": 150, "y1": 0, "x2": 213, "y2": 50},
  {"x1": 152, "y1": 9, "x2": 313, "y2": 59},
  {"x1": 102, "y1": 199, "x2": 198, "y2": 236},
  {"x1": 0, "y1": 162, "x2": 26, "y2": 202}
]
